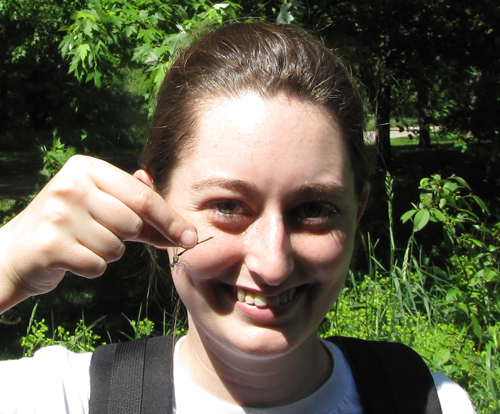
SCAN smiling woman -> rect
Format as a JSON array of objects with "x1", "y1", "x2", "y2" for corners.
[
  {"x1": 0, "y1": 23, "x2": 476, "y2": 414},
  {"x1": 157, "y1": 93, "x2": 359, "y2": 406}
]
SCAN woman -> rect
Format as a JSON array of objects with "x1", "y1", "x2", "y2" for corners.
[{"x1": 0, "y1": 23, "x2": 475, "y2": 413}]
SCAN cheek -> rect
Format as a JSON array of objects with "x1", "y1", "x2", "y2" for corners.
[
  {"x1": 301, "y1": 230, "x2": 354, "y2": 309},
  {"x1": 295, "y1": 227, "x2": 355, "y2": 273},
  {"x1": 170, "y1": 240, "x2": 244, "y2": 318},
  {"x1": 168, "y1": 239, "x2": 240, "y2": 294}
]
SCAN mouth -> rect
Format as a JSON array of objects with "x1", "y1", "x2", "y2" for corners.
[{"x1": 235, "y1": 287, "x2": 297, "y2": 308}]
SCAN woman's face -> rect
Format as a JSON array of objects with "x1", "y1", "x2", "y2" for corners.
[{"x1": 164, "y1": 92, "x2": 365, "y2": 359}]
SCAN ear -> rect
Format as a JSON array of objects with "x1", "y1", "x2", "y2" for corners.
[
  {"x1": 356, "y1": 182, "x2": 370, "y2": 226},
  {"x1": 133, "y1": 169, "x2": 154, "y2": 189}
]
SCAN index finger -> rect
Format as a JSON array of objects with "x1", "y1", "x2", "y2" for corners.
[{"x1": 83, "y1": 156, "x2": 198, "y2": 248}]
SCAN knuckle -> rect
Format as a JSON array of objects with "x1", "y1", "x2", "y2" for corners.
[
  {"x1": 63, "y1": 154, "x2": 91, "y2": 171},
  {"x1": 36, "y1": 227, "x2": 65, "y2": 258},
  {"x1": 94, "y1": 258, "x2": 108, "y2": 277},
  {"x1": 83, "y1": 259, "x2": 108, "y2": 279},
  {"x1": 123, "y1": 218, "x2": 144, "y2": 240},
  {"x1": 106, "y1": 240, "x2": 126, "y2": 263},
  {"x1": 48, "y1": 176, "x2": 86, "y2": 200},
  {"x1": 42, "y1": 204, "x2": 71, "y2": 227},
  {"x1": 131, "y1": 183, "x2": 156, "y2": 213},
  {"x1": 68, "y1": 253, "x2": 108, "y2": 279},
  {"x1": 166, "y1": 216, "x2": 185, "y2": 238}
]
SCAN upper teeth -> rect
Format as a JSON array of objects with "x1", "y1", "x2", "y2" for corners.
[{"x1": 236, "y1": 287, "x2": 296, "y2": 307}]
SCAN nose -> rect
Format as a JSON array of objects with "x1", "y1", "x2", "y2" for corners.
[{"x1": 243, "y1": 212, "x2": 294, "y2": 286}]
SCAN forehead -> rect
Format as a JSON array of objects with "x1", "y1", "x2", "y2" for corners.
[{"x1": 170, "y1": 92, "x2": 354, "y2": 191}]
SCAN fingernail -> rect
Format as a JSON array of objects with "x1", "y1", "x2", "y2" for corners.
[{"x1": 180, "y1": 230, "x2": 197, "y2": 248}]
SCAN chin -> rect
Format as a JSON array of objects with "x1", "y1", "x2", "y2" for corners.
[
  {"x1": 232, "y1": 330, "x2": 294, "y2": 358},
  {"x1": 198, "y1": 317, "x2": 316, "y2": 362}
]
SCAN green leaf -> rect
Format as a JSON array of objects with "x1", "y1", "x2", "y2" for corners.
[
  {"x1": 470, "y1": 238, "x2": 484, "y2": 248},
  {"x1": 471, "y1": 195, "x2": 489, "y2": 213},
  {"x1": 401, "y1": 209, "x2": 416, "y2": 223},
  {"x1": 138, "y1": 28, "x2": 155, "y2": 44},
  {"x1": 486, "y1": 343, "x2": 498, "y2": 400},
  {"x1": 457, "y1": 303, "x2": 469, "y2": 316},
  {"x1": 433, "y1": 348, "x2": 451, "y2": 367},
  {"x1": 455, "y1": 351, "x2": 471, "y2": 371},
  {"x1": 479, "y1": 267, "x2": 499, "y2": 282},
  {"x1": 125, "y1": 25, "x2": 137, "y2": 38},
  {"x1": 152, "y1": 65, "x2": 167, "y2": 88},
  {"x1": 445, "y1": 195, "x2": 458, "y2": 209},
  {"x1": 77, "y1": 44, "x2": 90, "y2": 62},
  {"x1": 76, "y1": 10, "x2": 98, "y2": 21},
  {"x1": 453, "y1": 176, "x2": 471, "y2": 190},
  {"x1": 446, "y1": 287, "x2": 462, "y2": 302},
  {"x1": 144, "y1": 52, "x2": 158, "y2": 66},
  {"x1": 83, "y1": 20, "x2": 94, "y2": 36},
  {"x1": 419, "y1": 177, "x2": 430, "y2": 188},
  {"x1": 413, "y1": 209, "x2": 430, "y2": 232},
  {"x1": 132, "y1": 44, "x2": 152, "y2": 62},
  {"x1": 443, "y1": 182, "x2": 459, "y2": 192},
  {"x1": 430, "y1": 208, "x2": 446, "y2": 223},
  {"x1": 277, "y1": 2, "x2": 295, "y2": 24},
  {"x1": 471, "y1": 315, "x2": 483, "y2": 340},
  {"x1": 68, "y1": 59, "x2": 80, "y2": 76}
]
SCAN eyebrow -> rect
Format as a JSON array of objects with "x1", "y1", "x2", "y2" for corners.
[
  {"x1": 190, "y1": 179, "x2": 349, "y2": 198},
  {"x1": 288, "y1": 183, "x2": 350, "y2": 200},
  {"x1": 191, "y1": 178, "x2": 259, "y2": 195}
]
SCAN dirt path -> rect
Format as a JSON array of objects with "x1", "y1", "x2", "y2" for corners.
[{"x1": 0, "y1": 174, "x2": 38, "y2": 200}]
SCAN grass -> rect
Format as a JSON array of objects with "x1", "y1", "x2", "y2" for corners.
[{"x1": 365, "y1": 116, "x2": 417, "y2": 132}]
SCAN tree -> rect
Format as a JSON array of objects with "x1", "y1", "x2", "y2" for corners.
[
  {"x1": 0, "y1": 0, "x2": 150, "y2": 151},
  {"x1": 0, "y1": 0, "x2": 82, "y2": 149},
  {"x1": 59, "y1": 0, "x2": 242, "y2": 104},
  {"x1": 0, "y1": 0, "x2": 243, "y2": 152},
  {"x1": 278, "y1": 0, "x2": 500, "y2": 167}
]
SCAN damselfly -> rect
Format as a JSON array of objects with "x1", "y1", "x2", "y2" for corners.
[{"x1": 170, "y1": 236, "x2": 214, "y2": 269}]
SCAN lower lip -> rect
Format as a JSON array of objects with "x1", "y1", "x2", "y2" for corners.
[{"x1": 228, "y1": 287, "x2": 303, "y2": 323}]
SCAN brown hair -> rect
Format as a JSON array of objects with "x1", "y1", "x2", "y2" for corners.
[{"x1": 141, "y1": 22, "x2": 369, "y2": 197}]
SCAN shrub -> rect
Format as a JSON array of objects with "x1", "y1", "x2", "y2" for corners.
[{"x1": 320, "y1": 173, "x2": 499, "y2": 413}]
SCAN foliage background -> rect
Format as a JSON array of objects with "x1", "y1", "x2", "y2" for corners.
[{"x1": 0, "y1": 0, "x2": 499, "y2": 412}]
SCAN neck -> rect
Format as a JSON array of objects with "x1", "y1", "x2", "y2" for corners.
[{"x1": 178, "y1": 325, "x2": 333, "y2": 408}]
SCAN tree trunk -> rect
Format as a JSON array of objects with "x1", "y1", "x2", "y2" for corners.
[
  {"x1": 417, "y1": 85, "x2": 431, "y2": 148},
  {"x1": 418, "y1": 122, "x2": 431, "y2": 148}
]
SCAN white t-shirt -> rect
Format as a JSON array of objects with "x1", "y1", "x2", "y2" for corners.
[{"x1": 0, "y1": 340, "x2": 476, "y2": 414}]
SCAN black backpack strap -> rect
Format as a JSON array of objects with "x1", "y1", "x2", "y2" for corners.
[
  {"x1": 89, "y1": 335, "x2": 175, "y2": 414},
  {"x1": 141, "y1": 336, "x2": 175, "y2": 413},
  {"x1": 90, "y1": 334, "x2": 441, "y2": 414},
  {"x1": 327, "y1": 336, "x2": 442, "y2": 414}
]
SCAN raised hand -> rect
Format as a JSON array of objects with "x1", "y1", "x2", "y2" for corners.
[{"x1": 0, "y1": 155, "x2": 197, "y2": 313}]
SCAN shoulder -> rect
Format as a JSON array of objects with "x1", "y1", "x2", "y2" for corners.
[
  {"x1": 0, "y1": 346, "x2": 92, "y2": 414},
  {"x1": 431, "y1": 372, "x2": 476, "y2": 414},
  {"x1": 323, "y1": 337, "x2": 476, "y2": 414}
]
